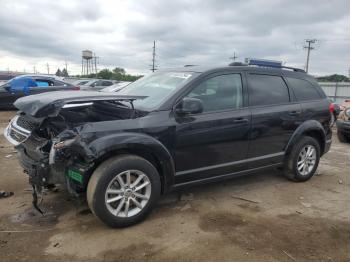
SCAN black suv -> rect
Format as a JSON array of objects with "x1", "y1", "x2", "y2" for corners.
[{"x1": 4, "y1": 65, "x2": 332, "y2": 227}]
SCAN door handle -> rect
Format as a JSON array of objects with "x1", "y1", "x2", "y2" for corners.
[
  {"x1": 288, "y1": 111, "x2": 301, "y2": 116},
  {"x1": 233, "y1": 118, "x2": 248, "y2": 123}
]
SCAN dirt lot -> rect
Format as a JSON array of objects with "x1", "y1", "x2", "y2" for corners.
[{"x1": 0, "y1": 111, "x2": 349, "y2": 262}]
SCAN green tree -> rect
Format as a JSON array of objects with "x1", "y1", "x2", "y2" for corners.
[
  {"x1": 55, "y1": 68, "x2": 62, "y2": 76},
  {"x1": 61, "y1": 68, "x2": 69, "y2": 77},
  {"x1": 112, "y1": 67, "x2": 126, "y2": 75},
  {"x1": 97, "y1": 69, "x2": 113, "y2": 79},
  {"x1": 317, "y1": 74, "x2": 349, "y2": 82}
]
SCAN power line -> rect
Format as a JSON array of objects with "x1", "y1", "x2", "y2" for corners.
[{"x1": 304, "y1": 39, "x2": 317, "y2": 73}]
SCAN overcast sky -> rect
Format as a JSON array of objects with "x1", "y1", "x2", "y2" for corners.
[{"x1": 0, "y1": 0, "x2": 349, "y2": 76}]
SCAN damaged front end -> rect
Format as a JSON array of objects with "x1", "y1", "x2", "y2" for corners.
[{"x1": 4, "y1": 91, "x2": 146, "y2": 213}]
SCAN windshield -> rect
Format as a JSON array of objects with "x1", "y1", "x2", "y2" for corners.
[{"x1": 117, "y1": 71, "x2": 195, "y2": 110}]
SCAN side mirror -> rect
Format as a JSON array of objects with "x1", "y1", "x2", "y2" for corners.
[{"x1": 175, "y1": 97, "x2": 203, "y2": 115}]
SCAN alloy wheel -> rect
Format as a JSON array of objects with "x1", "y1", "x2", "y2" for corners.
[{"x1": 105, "y1": 170, "x2": 151, "y2": 217}]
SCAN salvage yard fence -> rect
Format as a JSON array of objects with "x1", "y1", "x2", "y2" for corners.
[{"x1": 319, "y1": 82, "x2": 350, "y2": 103}]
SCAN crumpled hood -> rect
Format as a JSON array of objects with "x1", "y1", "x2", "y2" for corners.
[{"x1": 14, "y1": 91, "x2": 146, "y2": 117}]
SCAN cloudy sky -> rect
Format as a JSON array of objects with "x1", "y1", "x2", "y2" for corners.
[{"x1": 0, "y1": 0, "x2": 349, "y2": 76}]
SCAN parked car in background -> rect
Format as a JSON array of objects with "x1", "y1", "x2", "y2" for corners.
[
  {"x1": 336, "y1": 106, "x2": 350, "y2": 142},
  {"x1": 329, "y1": 100, "x2": 341, "y2": 126},
  {"x1": 340, "y1": 99, "x2": 350, "y2": 111},
  {"x1": 5, "y1": 65, "x2": 332, "y2": 227},
  {"x1": 71, "y1": 79, "x2": 91, "y2": 86},
  {"x1": 80, "y1": 79, "x2": 116, "y2": 91},
  {"x1": 0, "y1": 75, "x2": 79, "y2": 109},
  {"x1": 100, "y1": 81, "x2": 131, "y2": 92}
]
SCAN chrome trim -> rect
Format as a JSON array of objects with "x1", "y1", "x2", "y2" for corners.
[
  {"x1": 4, "y1": 125, "x2": 20, "y2": 146},
  {"x1": 175, "y1": 152, "x2": 285, "y2": 176},
  {"x1": 63, "y1": 102, "x2": 93, "y2": 108},
  {"x1": 3, "y1": 115, "x2": 32, "y2": 146},
  {"x1": 173, "y1": 163, "x2": 283, "y2": 188},
  {"x1": 11, "y1": 116, "x2": 31, "y2": 135}
]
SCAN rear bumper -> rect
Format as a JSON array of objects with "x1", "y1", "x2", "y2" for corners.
[{"x1": 336, "y1": 120, "x2": 350, "y2": 135}]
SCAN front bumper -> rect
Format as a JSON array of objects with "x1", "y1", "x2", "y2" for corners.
[
  {"x1": 336, "y1": 120, "x2": 350, "y2": 135},
  {"x1": 16, "y1": 146, "x2": 51, "y2": 185}
]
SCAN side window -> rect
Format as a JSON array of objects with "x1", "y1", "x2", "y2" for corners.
[
  {"x1": 287, "y1": 77, "x2": 321, "y2": 101},
  {"x1": 53, "y1": 80, "x2": 67, "y2": 86},
  {"x1": 248, "y1": 74, "x2": 290, "y2": 106},
  {"x1": 102, "y1": 81, "x2": 113, "y2": 86},
  {"x1": 186, "y1": 74, "x2": 243, "y2": 112},
  {"x1": 91, "y1": 80, "x2": 101, "y2": 87},
  {"x1": 34, "y1": 79, "x2": 53, "y2": 87}
]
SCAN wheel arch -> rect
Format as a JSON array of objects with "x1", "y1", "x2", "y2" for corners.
[
  {"x1": 285, "y1": 120, "x2": 327, "y2": 156},
  {"x1": 87, "y1": 133, "x2": 175, "y2": 194}
]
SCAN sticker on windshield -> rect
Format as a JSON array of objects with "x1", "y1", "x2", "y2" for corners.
[{"x1": 169, "y1": 73, "x2": 192, "y2": 79}]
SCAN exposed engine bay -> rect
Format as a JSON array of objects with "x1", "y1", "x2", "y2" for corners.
[{"x1": 4, "y1": 98, "x2": 146, "y2": 213}]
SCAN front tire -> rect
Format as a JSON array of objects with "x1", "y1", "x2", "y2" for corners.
[
  {"x1": 284, "y1": 136, "x2": 320, "y2": 182},
  {"x1": 87, "y1": 155, "x2": 161, "y2": 228}
]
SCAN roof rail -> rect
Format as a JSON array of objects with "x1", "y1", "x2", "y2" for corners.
[
  {"x1": 232, "y1": 58, "x2": 306, "y2": 73},
  {"x1": 280, "y1": 66, "x2": 305, "y2": 73},
  {"x1": 263, "y1": 64, "x2": 306, "y2": 73}
]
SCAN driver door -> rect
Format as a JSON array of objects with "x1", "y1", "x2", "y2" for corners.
[{"x1": 173, "y1": 73, "x2": 251, "y2": 184}]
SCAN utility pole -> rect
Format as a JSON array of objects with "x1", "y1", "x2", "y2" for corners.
[
  {"x1": 65, "y1": 60, "x2": 68, "y2": 75},
  {"x1": 33, "y1": 66, "x2": 36, "y2": 74},
  {"x1": 93, "y1": 53, "x2": 99, "y2": 75},
  {"x1": 230, "y1": 52, "x2": 238, "y2": 62},
  {"x1": 46, "y1": 63, "x2": 50, "y2": 74},
  {"x1": 151, "y1": 41, "x2": 157, "y2": 72},
  {"x1": 304, "y1": 39, "x2": 317, "y2": 73}
]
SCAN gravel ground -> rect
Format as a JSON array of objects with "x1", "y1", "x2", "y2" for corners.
[{"x1": 0, "y1": 110, "x2": 349, "y2": 262}]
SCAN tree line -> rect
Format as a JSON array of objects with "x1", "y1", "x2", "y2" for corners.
[
  {"x1": 77, "y1": 67, "x2": 142, "y2": 82},
  {"x1": 55, "y1": 67, "x2": 142, "y2": 82},
  {"x1": 317, "y1": 74, "x2": 349, "y2": 82}
]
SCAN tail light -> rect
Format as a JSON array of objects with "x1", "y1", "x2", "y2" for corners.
[
  {"x1": 72, "y1": 86, "x2": 80, "y2": 90},
  {"x1": 329, "y1": 103, "x2": 334, "y2": 113}
]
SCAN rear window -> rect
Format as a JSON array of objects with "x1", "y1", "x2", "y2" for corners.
[
  {"x1": 248, "y1": 74, "x2": 290, "y2": 106},
  {"x1": 287, "y1": 77, "x2": 321, "y2": 101}
]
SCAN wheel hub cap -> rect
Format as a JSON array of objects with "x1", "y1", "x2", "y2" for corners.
[
  {"x1": 105, "y1": 170, "x2": 152, "y2": 218},
  {"x1": 297, "y1": 145, "x2": 316, "y2": 176}
]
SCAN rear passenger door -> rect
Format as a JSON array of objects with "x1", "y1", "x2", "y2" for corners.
[{"x1": 246, "y1": 73, "x2": 302, "y2": 167}]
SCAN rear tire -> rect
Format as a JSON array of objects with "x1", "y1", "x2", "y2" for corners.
[
  {"x1": 337, "y1": 130, "x2": 350, "y2": 143},
  {"x1": 87, "y1": 154, "x2": 161, "y2": 228},
  {"x1": 284, "y1": 136, "x2": 320, "y2": 182}
]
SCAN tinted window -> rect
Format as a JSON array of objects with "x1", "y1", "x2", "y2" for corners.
[
  {"x1": 186, "y1": 74, "x2": 243, "y2": 112},
  {"x1": 35, "y1": 79, "x2": 54, "y2": 87},
  {"x1": 54, "y1": 80, "x2": 67, "y2": 86},
  {"x1": 102, "y1": 81, "x2": 113, "y2": 86},
  {"x1": 287, "y1": 77, "x2": 321, "y2": 101},
  {"x1": 248, "y1": 74, "x2": 289, "y2": 106}
]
